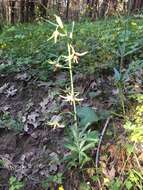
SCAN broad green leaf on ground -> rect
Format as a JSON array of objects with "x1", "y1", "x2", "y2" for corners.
[{"x1": 77, "y1": 106, "x2": 99, "y2": 127}]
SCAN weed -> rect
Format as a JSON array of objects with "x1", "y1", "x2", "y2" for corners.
[
  {"x1": 65, "y1": 124, "x2": 99, "y2": 168},
  {"x1": 1, "y1": 17, "x2": 143, "y2": 76},
  {"x1": 42, "y1": 173, "x2": 63, "y2": 189},
  {"x1": 48, "y1": 16, "x2": 99, "y2": 169},
  {"x1": 79, "y1": 182, "x2": 91, "y2": 190},
  {"x1": 124, "y1": 170, "x2": 143, "y2": 190},
  {"x1": 0, "y1": 159, "x2": 4, "y2": 167},
  {"x1": 124, "y1": 94, "x2": 143, "y2": 143},
  {"x1": 120, "y1": 94, "x2": 143, "y2": 190},
  {"x1": 9, "y1": 176, "x2": 24, "y2": 190},
  {"x1": 108, "y1": 178, "x2": 122, "y2": 190},
  {"x1": 113, "y1": 68, "x2": 126, "y2": 115},
  {"x1": 0, "y1": 112, "x2": 23, "y2": 131}
]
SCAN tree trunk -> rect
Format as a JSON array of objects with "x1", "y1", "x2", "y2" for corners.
[
  {"x1": 66, "y1": 0, "x2": 70, "y2": 20},
  {"x1": 29, "y1": 0, "x2": 35, "y2": 20},
  {"x1": 20, "y1": 0, "x2": 25, "y2": 22},
  {"x1": 25, "y1": 0, "x2": 29, "y2": 21},
  {"x1": 99, "y1": 0, "x2": 109, "y2": 17},
  {"x1": 39, "y1": 0, "x2": 48, "y2": 18},
  {"x1": 9, "y1": 0, "x2": 16, "y2": 23}
]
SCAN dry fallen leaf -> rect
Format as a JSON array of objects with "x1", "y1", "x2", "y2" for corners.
[
  {"x1": 108, "y1": 144, "x2": 116, "y2": 158},
  {"x1": 27, "y1": 112, "x2": 40, "y2": 128},
  {"x1": 108, "y1": 167, "x2": 116, "y2": 180},
  {"x1": 16, "y1": 73, "x2": 29, "y2": 80},
  {"x1": 0, "y1": 83, "x2": 9, "y2": 94},
  {"x1": 6, "y1": 85, "x2": 17, "y2": 97},
  {"x1": 40, "y1": 97, "x2": 49, "y2": 112},
  {"x1": 102, "y1": 166, "x2": 116, "y2": 181},
  {"x1": 138, "y1": 153, "x2": 143, "y2": 162},
  {"x1": 86, "y1": 167, "x2": 96, "y2": 177},
  {"x1": 0, "y1": 155, "x2": 14, "y2": 170}
]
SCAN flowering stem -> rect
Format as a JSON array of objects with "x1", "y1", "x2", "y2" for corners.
[{"x1": 68, "y1": 43, "x2": 78, "y2": 128}]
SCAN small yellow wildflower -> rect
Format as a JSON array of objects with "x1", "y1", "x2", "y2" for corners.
[{"x1": 58, "y1": 185, "x2": 64, "y2": 190}]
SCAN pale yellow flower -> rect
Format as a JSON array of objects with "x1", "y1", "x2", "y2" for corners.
[
  {"x1": 58, "y1": 185, "x2": 64, "y2": 190},
  {"x1": 60, "y1": 91, "x2": 83, "y2": 105}
]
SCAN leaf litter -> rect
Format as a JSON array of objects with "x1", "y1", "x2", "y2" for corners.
[{"x1": 0, "y1": 68, "x2": 142, "y2": 189}]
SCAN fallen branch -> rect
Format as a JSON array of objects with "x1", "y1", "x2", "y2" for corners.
[{"x1": 95, "y1": 116, "x2": 112, "y2": 170}]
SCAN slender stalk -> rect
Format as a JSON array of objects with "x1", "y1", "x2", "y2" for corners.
[
  {"x1": 68, "y1": 43, "x2": 78, "y2": 128},
  {"x1": 121, "y1": 93, "x2": 125, "y2": 116},
  {"x1": 118, "y1": 83, "x2": 125, "y2": 116}
]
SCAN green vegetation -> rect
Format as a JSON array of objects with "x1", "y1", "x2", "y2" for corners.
[
  {"x1": 0, "y1": 15, "x2": 143, "y2": 190},
  {"x1": 0, "y1": 113, "x2": 23, "y2": 131},
  {"x1": 9, "y1": 176, "x2": 24, "y2": 190},
  {"x1": 0, "y1": 17, "x2": 143, "y2": 76},
  {"x1": 42, "y1": 173, "x2": 63, "y2": 189},
  {"x1": 124, "y1": 94, "x2": 143, "y2": 143},
  {"x1": 48, "y1": 16, "x2": 99, "y2": 169}
]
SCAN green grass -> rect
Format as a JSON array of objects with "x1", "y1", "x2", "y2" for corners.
[{"x1": 0, "y1": 17, "x2": 143, "y2": 78}]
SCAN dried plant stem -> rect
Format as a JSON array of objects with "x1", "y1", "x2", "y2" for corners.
[
  {"x1": 95, "y1": 116, "x2": 112, "y2": 169},
  {"x1": 133, "y1": 152, "x2": 143, "y2": 175}
]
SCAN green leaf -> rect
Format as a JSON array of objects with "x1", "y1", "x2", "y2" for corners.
[
  {"x1": 79, "y1": 182, "x2": 91, "y2": 190},
  {"x1": 91, "y1": 175, "x2": 99, "y2": 182},
  {"x1": 125, "y1": 180, "x2": 133, "y2": 190},
  {"x1": 77, "y1": 106, "x2": 99, "y2": 127},
  {"x1": 86, "y1": 131, "x2": 99, "y2": 142},
  {"x1": 80, "y1": 152, "x2": 91, "y2": 166},
  {"x1": 79, "y1": 139, "x2": 86, "y2": 149},
  {"x1": 70, "y1": 126, "x2": 78, "y2": 140},
  {"x1": 79, "y1": 124, "x2": 90, "y2": 137},
  {"x1": 126, "y1": 144, "x2": 134, "y2": 155},
  {"x1": 110, "y1": 178, "x2": 122, "y2": 190},
  {"x1": 81, "y1": 142, "x2": 95, "y2": 152},
  {"x1": 65, "y1": 143, "x2": 78, "y2": 152},
  {"x1": 98, "y1": 110, "x2": 111, "y2": 120},
  {"x1": 114, "y1": 68, "x2": 121, "y2": 81}
]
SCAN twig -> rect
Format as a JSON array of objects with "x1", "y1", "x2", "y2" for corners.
[
  {"x1": 95, "y1": 116, "x2": 112, "y2": 170},
  {"x1": 134, "y1": 152, "x2": 143, "y2": 176}
]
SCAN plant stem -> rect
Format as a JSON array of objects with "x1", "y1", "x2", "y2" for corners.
[
  {"x1": 68, "y1": 43, "x2": 78, "y2": 128},
  {"x1": 119, "y1": 84, "x2": 125, "y2": 116},
  {"x1": 116, "y1": 82, "x2": 125, "y2": 116}
]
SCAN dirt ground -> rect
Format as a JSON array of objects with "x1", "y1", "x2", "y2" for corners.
[{"x1": 0, "y1": 72, "x2": 68, "y2": 190}]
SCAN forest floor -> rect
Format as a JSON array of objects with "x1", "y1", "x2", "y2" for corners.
[
  {"x1": 0, "y1": 16, "x2": 143, "y2": 190},
  {"x1": 0, "y1": 70, "x2": 115, "y2": 189},
  {"x1": 0, "y1": 68, "x2": 142, "y2": 190}
]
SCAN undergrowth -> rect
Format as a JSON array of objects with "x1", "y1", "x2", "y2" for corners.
[
  {"x1": 0, "y1": 15, "x2": 143, "y2": 190},
  {"x1": 0, "y1": 16, "x2": 143, "y2": 77}
]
